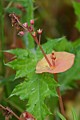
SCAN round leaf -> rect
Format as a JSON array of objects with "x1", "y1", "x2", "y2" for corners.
[{"x1": 36, "y1": 52, "x2": 75, "y2": 74}]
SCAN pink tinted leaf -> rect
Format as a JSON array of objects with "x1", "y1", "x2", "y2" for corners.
[{"x1": 36, "y1": 51, "x2": 75, "y2": 74}]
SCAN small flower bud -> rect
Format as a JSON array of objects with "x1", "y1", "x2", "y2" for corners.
[
  {"x1": 18, "y1": 31, "x2": 25, "y2": 36},
  {"x1": 32, "y1": 32, "x2": 36, "y2": 37},
  {"x1": 51, "y1": 52, "x2": 56, "y2": 60},
  {"x1": 37, "y1": 29, "x2": 43, "y2": 34},
  {"x1": 29, "y1": 26, "x2": 33, "y2": 32},
  {"x1": 23, "y1": 22, "x2": 28, "y2": 28},
  {"x1": 30, "y1": 19, "x2": 34, "y2": 25}
]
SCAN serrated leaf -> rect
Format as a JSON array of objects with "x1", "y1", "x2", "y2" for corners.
[
  {"x1": 5, "y1": 49, "x2": 37, "y2": 79},
  {"x1": 10, "y1": 73, "x2": 58, "y2": 120},
  {"x1": 10, "y1": 81, "x2": 29, "y2": 99},
  {"x1": 45, "y1": 37, "x2": 73, "y2": 52},
  {"x1": 36, "y1": 37, "x2": 73, "y2": 59},
  {"x1": 57, "y1": 112, "x2": 66, "y2": 120},
  {"x1": 6, "y1": 58, "x2": 36, "y2": 79},
  {"x1": 5, "y1": 48, "x2": 28, "y2": 59},
  {"x1": 27, "y1": 75, "x2": 51, "y2": 120}
]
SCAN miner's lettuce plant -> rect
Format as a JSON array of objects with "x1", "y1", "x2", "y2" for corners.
[
  {"x1": 3, "y1": 1, "x2": 80, "y2": 120},
  {"x1": 5, "y1": 36, "x2": 80, "y2": 120}
]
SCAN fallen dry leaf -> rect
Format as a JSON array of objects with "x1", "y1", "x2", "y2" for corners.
[{"x1": 36, "y1": 51, "x2": 75, "y2": 74}]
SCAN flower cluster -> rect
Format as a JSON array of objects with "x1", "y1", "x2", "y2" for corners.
[{"x1": 9, "y1": 13, "x2": 42, "y2": 41}]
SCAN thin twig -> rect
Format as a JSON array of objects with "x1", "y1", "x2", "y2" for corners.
[
  {"x1": 20, "y1": 22, "x2": 52, "y2": 67},
  {"x1": 39, "y1": 34, "x2": 41, "y2": 45},
  {"x1": 0, "y1": 104, "x2": 21, "y2": 120}
]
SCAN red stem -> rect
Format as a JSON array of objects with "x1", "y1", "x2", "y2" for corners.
[
  {"x1": 54, "y1": 74, "x2": 65, "y2": 117},
  {"x1": 21, "y1": 23, "x2": 52, "y2": 67},
  {"x1": 39, "y1": 34, "x2": 41, "y2": 44},
  {"x1": 33, "y1": 35, "x2": 52, "y2": 67},
  {"x1": 0, "y1": 104, "x2": 22, "y2": 120}
]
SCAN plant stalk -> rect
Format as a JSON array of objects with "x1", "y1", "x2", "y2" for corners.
[
  {"x1": 10, "y1": 14, "x2": 52, "y2": 67},
  {"x1": 0, "y1": 0, "x2": 5, "y2": 76},
  {"x1": 21, "y1": 23, "x2": 52, "y2": 67},
  {"x1": 0, "y1": 104, "x2": 21, "y2": 120},
  {"x1": 33, "y1": 36, "x2": 52, "y2": 67},
  {"x1": 54, "y1": 74, "x2": 65, "y2": 117}
]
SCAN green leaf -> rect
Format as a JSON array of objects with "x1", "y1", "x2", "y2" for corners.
[
  {"x1": 36, "y1": 37, "x2": 73, "y2": 59},
  {"x1": 5, "y1": 48, "x2": 28, "y2": 59},
  {"x1": 72, "y1": 1, "x2": 80, "y2": 31},
  {"x1": 5, "y1": 49, "x2": 37, "y2": 79},
  {"x1": 72, "y1": 2, "x2": 80, "y2": 16},
  {"x1": 5, "y1": 7, "x2": 22, "y2": 15},
  {"x1": 0, "y1": 75, "x2": 15, "y2": 86},
  {"x1": 72, "y1": 108, "x2": 78, "y2": 120},
  {"x1": 73, "y1": 38, "x2": 80, "y2": 48},
  {"x1": 57, "y1": 112, "x2": 66, "y2": 120},
  {"x1": 22, "y1": 0, "x2": 35, "y2": 49},
  {"x1": 6, "y1": 57, "x2": 36, "y2": 79},
  {"x1": 59, "y1": 50, "x2": 80, "y2": 91},
  {"x1": 75, "y1": 20, "x2": 80, "y2": 31},
  {"x1": 10, "y1": 73, "x2": 58, "y2": 120}
]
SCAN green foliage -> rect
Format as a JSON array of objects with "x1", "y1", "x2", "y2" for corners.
[
  {"x1": 2, "y1": 0, "x2": 80, "y2": 119},
  {"x1": 0, "y1": 74, "x2": 15, "y2": 86},
  {"x1": 5, "y1": 0, "x2": 35, "y2": 49},
  {"x1": 5, "y1": 7, "x2": 22, "y2": 15},
  {"x1": 6, "y1": 48, "x2": 58, "y2": 120},
  {"x1": 38, "y1": 37, "x2": 80, "y2": 91},
  {"x1": 10, "y1": 74, "x2": 58, "y2": 120},
  {"x1": 71, "y1": 108, "x2": 78, "y2": 120},
  {"x1": 5, "y1": 48, "x2": 28, "y2": 59},
  {"x1": 57, "y1": 112, "x2": 66, "y2": 120},
  {"x1": 72, "y1": 1, "x2": 80, "y2": 31},
  {"x1": 22, "y1": 0, "x2": 35, "y2": 49},
  {"x1": 0, "y1": 0, "x2": 5, "y2": 76},
  {"x1": 73, "y1": 38, "x2": 80, "y2": 52},
  {"x1": 6, "y1": 50, "x2": 36, "y2": 79},
  {"x1": 36, "y1": 37, "x2": 74, "y2": 60},
  {"x1": 44, "y1": 37, "x2": 73, "y2": 52},
  {"x1": 6, "y1": 35, "x2": 80, "y2": 119},
  {"x1": 59, "y1": 50, "x2": 80, "y2": 91}
]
